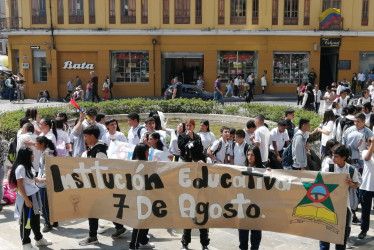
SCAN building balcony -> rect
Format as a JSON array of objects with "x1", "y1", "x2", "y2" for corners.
[
  {"x1": 319, "y1": 18, "x2": 343, "y2": 31},
  {"x1": 0, "y1": 17, "x2": 21, "y2": 30}
]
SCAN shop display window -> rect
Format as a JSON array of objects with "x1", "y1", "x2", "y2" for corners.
[
  {"x1": 111, "y1": 51, "x2": 149, "y2": 83},
  {"x1": 33, "y1": 50, "x2": 47, "y2": 82},
  {"x1": 217, "y1": 51, "x2": 258, "y2": 82},
  {"x1": 359, "y1": 52, "x2": 374, "y2": 74},
  {"x1": 273, "y1": 52, "x2": 309, "y2": 84}
]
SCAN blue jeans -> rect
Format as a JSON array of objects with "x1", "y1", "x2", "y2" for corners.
[
  {"x1": 238, "y1": 229, "x2": 262, "y2": 250},
  {"x1": 225, "y1": 85, "x2": 233, "y2": 96},
  {"x1": 39, "y1": 187, "x2": 50, "y2": 225},
  {"x1": 9, "y1": 88, "x2": 15, "y2": 102},
  {"x1": 214, "y1": 91, "x2": 224, "y2": 105},
  {"x1": 360, "y1": 190, "x2": 374, "y2": 232},
  {"x1": 315, "y1": 102, "x2": 320, "y2": 113}
]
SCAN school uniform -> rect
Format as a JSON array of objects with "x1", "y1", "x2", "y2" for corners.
[{"x1": 360, "y1": 150, "x2": 374, "y2": 235}]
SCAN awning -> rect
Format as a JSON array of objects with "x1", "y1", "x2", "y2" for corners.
[{"x1": 162, "y1": 52, "x2": 204, "y2": 58}]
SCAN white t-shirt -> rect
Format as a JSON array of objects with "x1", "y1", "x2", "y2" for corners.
[
  {"x1": 234, "y1": 78, "x2": 240, "y2": 86},
  {"x1": 167, "y1": 129, "x2": 180, "y2": 156},
  {"x1": 361, "y1": 150, "x2": 374, "y2": 191},
  {"x1": 40, "y1": 130, "x2": 57, "y2": 146},
  {"x1": 102, "y1": 131, "x2": 127, "y2": 147},
  {"x1": 16, "y1": 132, "x2": 41, "y2": 172},
  {"x1": 321, "y1": 162, "x2": 360, "y2": 208},
  {"x1": 358, "y1": 97, "x2": 371, "y2": 106},
  {"x1": 128, "y1": 125, "x2": 147, "y2": 145},
  {"x1": 321, "y1": 121, "x2": 334, "y2": 146},
  {"x1": 336, "y1": 85, "x2": 345, "y2": 95},
  {"x1": 198, "y1": 131, "x2": 216, "y2": 149},
  {"x1": 269, "y1": 128, "x2": 289, "y2": 151},
  {"x1": 15, "y1": 165, "x2": 39, "y2": 196},
  {"x1": 369, "y1": 85, "x2": 374, "y2": 99},
  {"x1": 244, "y1": 130, "x2": 254, "y2": 146},
  {"x1": 323, "y1": 91, "x2": 335, "y2": 111},
  {"x1": 210, "y1": 138, "x2": 231, "y2": 163},
  {"x1": 231, "y1": 142, "x2": 248, "y2": 166},
  {"x1": 313, "y1": 89, "x2": 322, "y2": 103},
  {"x1": 254, "y1": 126, "x2": 270, "y2": 162}
]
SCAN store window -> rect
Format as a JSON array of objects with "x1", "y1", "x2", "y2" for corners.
[
  {"x1": 57, "y1": 0, "x2": 64, "y2": 24},
  {"x1": 359, "y1": 52, "x2": 374, "y2": 75},
  {"x1": 273, "y1": 52, "x2": 309, "y2": 84},
  {"x1": 218, "y1": 0, "x2": 225, "y2": 24},
  {"x1": 111, "y1": 51, "x2": 149, "y2": 83},
  {"x1": 284, "y1": 0, "x2": 298, "y2": 25},
  {"x1": 121, "y1": 0, "x2": 136, "y2": 24},
  {"x1": 31, "y1": 0, "x2": 47, "y2": 24},
  {"x1": 322, "y1": 0, "x2": 341, "y2": 11},
  {"x1": 231, "y1": 0, "x2": 246, "y2": 25},
  {"x1": 89, "y1": 0, "x2": 95, "y2": 24},
  {"x1": 362, "y1": 0, "x2": 369, "y2": 26},
  {"x1": 69, "y1": 0, "x2": 84, "y2": 24},
  {"x1": 272, "y1": 0, "x2": 278, "y2": 25},
  {"x1": 196, "y1": 0, "x2": 202, "y2": 24},
  {"x1": 217, "y1": 51, "x2": 258, "y2": 83},
  {"x1": 109, "y1": 0, "x2": 116, "y2": 24},
  {"x1": 141, "y1": 0, "x2": 148, "y2": 24},
  {"x1": 175, "y1": 0, "x2": 190, "y2": 24},
  {"x1": 33, "y1": 50, "x2": 47, "y2": 82}
]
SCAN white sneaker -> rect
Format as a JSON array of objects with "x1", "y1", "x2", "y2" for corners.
[
  {"x1": 346, "y1": 240, "x2": 353, "y2": 249},
  {"x1": 22, "y1": 243, "x2": 37, "y2": 250},
  {"x1": 35, "y1": 237, "x2": 52, "y2": 246},
  {"x1": 139, "y1": 242, "x2": 155, "y2": 248}
]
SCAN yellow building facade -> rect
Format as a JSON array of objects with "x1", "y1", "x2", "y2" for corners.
[{"x1": 3, "y1": 0, "x2": 374, "y2": 98}]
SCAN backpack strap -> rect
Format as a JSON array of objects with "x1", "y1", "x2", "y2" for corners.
[
  {"x1": 213, "y1": 139, "x2": 223, "y2": 156},
  {"x1": 348, "y1": 166, "x2": 355, "y2": 179},
  {"x1": 137, "y1": 125, "x2": 145, "y2": 138}
]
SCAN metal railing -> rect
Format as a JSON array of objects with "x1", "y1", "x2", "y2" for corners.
[{"x1": 0, "y1": 17, "x2": 21, "y2": 30}]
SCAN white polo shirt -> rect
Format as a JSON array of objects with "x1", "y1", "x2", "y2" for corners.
[
  {"x1": 231, "y1": 141, "x2": 248, "y2": 166},
  {"x1": 128, "y1": 125, "x2": 147, "y2": 145},
  {"x1": 211, "y1": 138, "x2": 231, "y2": 163},
  {"x1": 269, "y1": 128, "x2": 289, "y2": 151},
  {"x1": 254, "y1": 125, "x2": 270, "y2": 162}
]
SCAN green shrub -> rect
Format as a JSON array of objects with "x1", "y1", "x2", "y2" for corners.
[{"x1": 0, "y1": 99, "x2": 322, "y2": 140}]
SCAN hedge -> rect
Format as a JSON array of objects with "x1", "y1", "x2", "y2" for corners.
[{"x1": 0, "y1": 98, "x2": 322, "y2": 140}]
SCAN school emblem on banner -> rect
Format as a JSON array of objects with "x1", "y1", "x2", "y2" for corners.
[{"x1": 292, "y1": 172, "x2": 339, "y2": 232}]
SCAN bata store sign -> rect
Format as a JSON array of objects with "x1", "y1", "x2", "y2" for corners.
[{"x1": 62, "y1": 60, "x2": 94, "y2": 70}]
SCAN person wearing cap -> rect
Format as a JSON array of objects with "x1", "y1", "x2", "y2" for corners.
[
  {"x1": 269, "y1": 119, "x2": 290, "y2": 169},
  {"x1": 323, "y1": 85, "x2": 336, "y2": 111},
  {"x1": 284, "y1": 109, "x2": 295, "y2": 140}
]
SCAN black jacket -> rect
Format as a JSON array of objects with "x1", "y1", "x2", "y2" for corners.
[{"x1": 178, "y1": 132, "x2": 206, "y2": 162}]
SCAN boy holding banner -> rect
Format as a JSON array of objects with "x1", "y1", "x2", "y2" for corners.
[{"x1": 79, "y1": 125, "x2": 127, "y2": 246}]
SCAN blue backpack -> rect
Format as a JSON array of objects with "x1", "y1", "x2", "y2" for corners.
[{"x1": 282, "y1": 134, "x2": 302, "y2": 167}]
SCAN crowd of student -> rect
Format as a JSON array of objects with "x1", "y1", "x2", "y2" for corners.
[{"x1": 2, "y1": 96, "x2": 374, "y2": 249}]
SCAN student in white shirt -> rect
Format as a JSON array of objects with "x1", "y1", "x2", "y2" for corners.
[
  {"x1": 320, "y1": 145, "x2": 360, "y2": 249},
  {"x1": 359, "y1": 137, "x2": 374, "y2": 240},
  {"x1": 313, "y1": 85, "x2": 322, "y2": 113},
  {"x1": 361, "y1": 102, "x2": 372, "y2": 127},
  {"x1": 198, "y1": 120, "x2": 216, "y2": 150},
  {"x1": 357, "y1": 89, "x2": 371, "y2": 106},
  {"x1": 39, "y1": 118, "x2": 57, "y2": 146},
  {"x1": 8, "y1": 147, "x2": 52, "y2": 249},
  {"x1": 102, "y1": 118, "x2": 127, "y2": 147},
  {"x1": 244, "y1": 120, "x2": 256, "y2": 145},
  {"x1": 368, "y1": 81, "x2": 374, "y2": 100},
  {"x1": 333, "y1": 90, "x2": 349, "y2": 115},
  {"x1": 16, "y1": 123, "x2": 41, "y2": 174},
  {"x1": 55, "y1": 118, "x2": 72, "y2": 156},
  {"x1": 311, "y1": 110, "x2": 335, "y2": 157},
  {"x1": 323, "y1": 86, "x2": 336, "y2": 111},
  {"x1": 230, "y1": 129, "x2": 249, "y2": 166},
  {"x1": 269, "y1": 119, "x2": 290, "y2": 168},
  {"x1": 166, "y1": 122, "x2": 185, "y2": 161},
  {"x1": 207, "y1": 126, "x2": 231, "y2": 163},
  {"x1": 336, "y1": 82, "x2": 346, "y2": 96},
  {"x1": 253, "y1": 115, "x2": 270, "y2": 166},
  {"x1": 127, "y1": 112, "x2": 147, "y2": 145}
]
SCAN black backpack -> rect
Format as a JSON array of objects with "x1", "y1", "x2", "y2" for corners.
[{"x1": 8, "y1": 137, "x2": 17, "y2": 163}]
